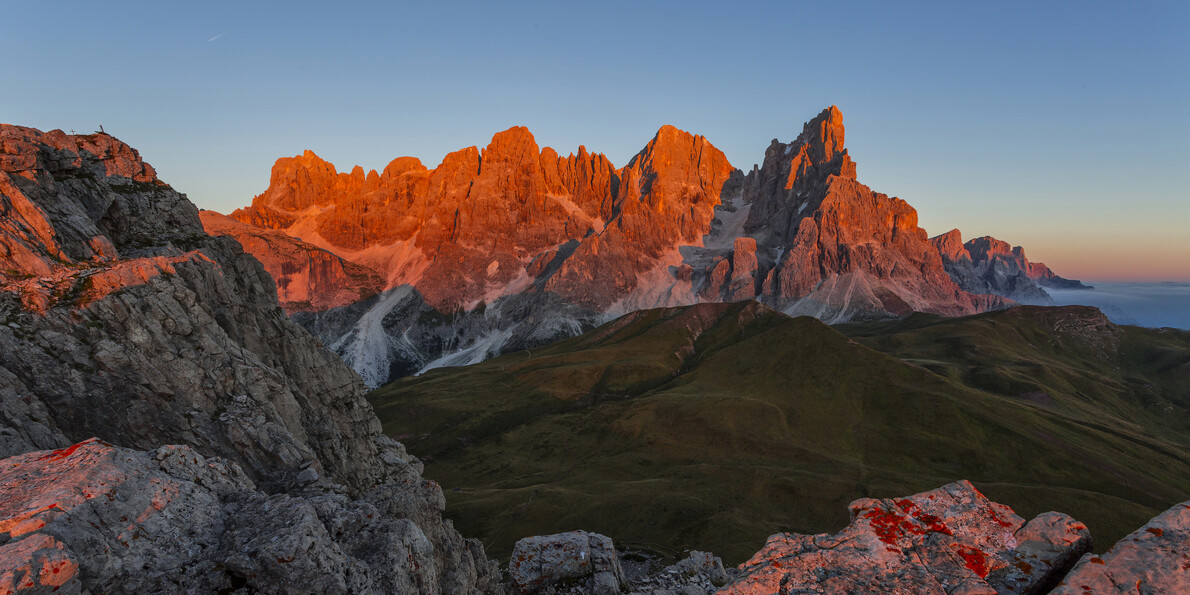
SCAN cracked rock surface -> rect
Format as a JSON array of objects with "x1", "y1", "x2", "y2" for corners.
[
  {"x1": 0, "y1": 125, "x2": 500, "y2": 593},
  {"x1": 719, "y1": 481, "x2": 1091, "y2": 595},
  {"x1": 1051, "y1": 499, "x2": 1189, "y2": 594}
]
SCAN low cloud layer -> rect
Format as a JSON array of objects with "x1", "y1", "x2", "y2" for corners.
[{"x1": 1048, "y1": 282, "x2": 1190, "y2": 330}]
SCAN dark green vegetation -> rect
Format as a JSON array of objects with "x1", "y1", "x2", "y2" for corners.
[{"x1": 367, "y1": 302, "x2": 1190, "y2": 563}]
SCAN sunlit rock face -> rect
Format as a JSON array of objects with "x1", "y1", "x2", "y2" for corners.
[
  {"x1": 724, "y1": 106, "x2": 1005, "y2": 321},
  {"x1": 216, "y1": 107, "x2": 1022, "y2": 386},
  {"x1": 931, "y1": 229, "x2": 1090, "y2": 304},
  {"x1": 1051, "y1": 499, "x2": 1190, "y2": 594},
  {"x1": 199, "y1": 210, "x2": 383, "y2": 312},
  {"x1": 721, "y1": 481, "x2": 1092, "y2": 595},
  {"x1": 0, "y1": 439, "x2": 497, "y2": 594},
  {"x1": 0, "y1": 125, "x2": 501, "y2": 592}
]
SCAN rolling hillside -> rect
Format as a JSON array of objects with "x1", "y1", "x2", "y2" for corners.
[{"x1": 367, "y1": 302, "x2": 1190, "y2": 563}]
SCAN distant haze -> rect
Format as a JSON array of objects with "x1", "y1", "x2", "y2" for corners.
[{"x1": 1048, "y1": 283, "x2": 1190, "y2": 330}]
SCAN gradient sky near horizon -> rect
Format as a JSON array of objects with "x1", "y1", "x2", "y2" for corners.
[{"x1": 3, "y1": 1, "x2": 1187, "y2": 281}]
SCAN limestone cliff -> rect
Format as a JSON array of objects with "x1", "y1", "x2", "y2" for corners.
[
  {"x1": 199, "y1": 210, "x2": 383, "y2": 312},
  {"x1": 0, "y1": 125, "x2": 499, "y2": 592},
  {"x1": 214, "y1": 108, "x2": 1031, "y2": 385}
]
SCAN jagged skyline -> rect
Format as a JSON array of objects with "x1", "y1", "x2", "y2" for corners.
[{"x1": 2, "y1": 1, "x2": 1186, "y2": 281}]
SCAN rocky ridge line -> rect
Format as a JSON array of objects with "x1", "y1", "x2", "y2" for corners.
[
  {"x1": 210, "y1": 107, "x2": 1045, "y2": 386},
  {"x1": 930, "y1": 229, "x2": 1090, "y2": 304},
  {"x1": 0, "y1": 124, "x2": 499, "y2": 592}
]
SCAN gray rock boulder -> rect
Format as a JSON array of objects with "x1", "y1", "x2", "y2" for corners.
[
  {"x1": 0, "y1": 438, "x2": 494, "y2": 594},
  {"x1": 623, "y1": 550, "x2": 730, "y2": 595},
  {"x1": 1050, "y1": 499, "x2": 1189, "y2": 594},
  {"x1": 508, "y1": 530, "x2": 627, "y2": 594}
]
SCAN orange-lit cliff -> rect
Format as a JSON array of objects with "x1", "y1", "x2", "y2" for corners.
[{"x1": 206, "y1": 107, "x2": 1078, "y2": 384}]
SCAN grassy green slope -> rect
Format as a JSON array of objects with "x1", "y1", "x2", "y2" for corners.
[{"x1": 368, "y1": 302, "x2": 1190, "y2": 563}]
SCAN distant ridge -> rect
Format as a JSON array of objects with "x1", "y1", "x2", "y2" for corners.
[{"x1": 207, "y1": 107, "x2": 1079, "y2": 385}]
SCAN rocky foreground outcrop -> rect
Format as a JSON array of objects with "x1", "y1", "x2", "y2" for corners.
[
  {"x1": 1050, "y1": 499, "x2": 1189, "y2": 594},
  {"x1": 504, "y1": 530, "x2": 728, "y2": 595},
  {"x1": 0, "y1": 439, "x2": 490, "y2": 593},
  {"x1": 212, "y1": 107, "x2": 1036, "y2": 386},
  {"x1": 0, "y1": 125, "x2": 499, "y2": 592},
  {"x1": 720, "y1": 481, "x2": 1092, "y2": 595},
  {"x1": 498, "y1": 482, "x2": 1190, "y2": 595}
]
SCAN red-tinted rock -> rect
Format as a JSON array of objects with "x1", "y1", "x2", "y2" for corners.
[
  {"x1": 0, "y1": 125, "x2": 194, "y2": 279},
  {"x1": 722, "y1": 481, "x2": 1091, "y2": 595},
  {"x1": 931, "y1": 228, "x2": 971, "y2": 263},
  {"x1": 544, "y1": 125, "x2": 734, "y2": 309},
  {"x1": 201, "y1": 211, "x2": 383, "y2": 312},
  {"x1": 216, "y1": 110, "x2": 1039, "y2": 383},
  {"x1": 729, "y1": 108, "x2": 1006, "y2": 321},
  {"x1": 727, "y1": 236, "x2": 759, "y2": 301},
  {"x1": 230, "y1": 126, "x2": 631, "y2": 310},
  {"x1": 0, "y1": 438, "x2": 251, "y2": 594},
  {"x1": 700, "y1": 257, "x2": 732, "y2": 300},
  {"x1": 771, "y1": 175, "x2": 998, "y2": 319}
]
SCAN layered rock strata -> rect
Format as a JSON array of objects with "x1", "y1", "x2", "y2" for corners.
[
  {"x1": 199, "y1": 210, "x2": 383, "y2": 312},
  {"x1": 0, "y1": 125, "x2": 499, "y2": 592}
]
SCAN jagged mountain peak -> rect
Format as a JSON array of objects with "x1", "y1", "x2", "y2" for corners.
[
  {"x1": 964, "y1": 235, "x2": 1017, "y2": 261},
  {"x1": 480, "y1": 125, "x2": 540, "y2": 163},
  {"x1": 930, "y1": 231, "x2": 1089, "y2": 302},
  {"x1": 206, "y1": 108, "x2": 1083, "y2": 385},
  {"x1": 931, "y1": 228, "x2": 970, "y2": 262},
  {"x1": 798, "y1": 104, "x2": 847, "y2": 164}
]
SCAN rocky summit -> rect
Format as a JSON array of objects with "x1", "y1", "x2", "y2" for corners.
[
  {"x1": 930, "y1": 229, "x2": 1090, "y2": 303},
  {"x1": 207, "y1": 107, "x2": 1084, "y2": 387},
  {"x1": 0, "y1": 125, "x2": 499, "y2": 593}
]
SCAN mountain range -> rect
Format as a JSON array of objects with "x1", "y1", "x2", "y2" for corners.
[
  {"x1": 204, "y1": 107, "x2": 1083, "y2": 386},
  {"x1": 1, "y1": 118, "x2": 1184, "y2": 594}
]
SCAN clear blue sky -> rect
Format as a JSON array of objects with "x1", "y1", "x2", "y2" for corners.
[{"x1": 3, "y1": 1, "x2": 1187, "y2": 280}]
